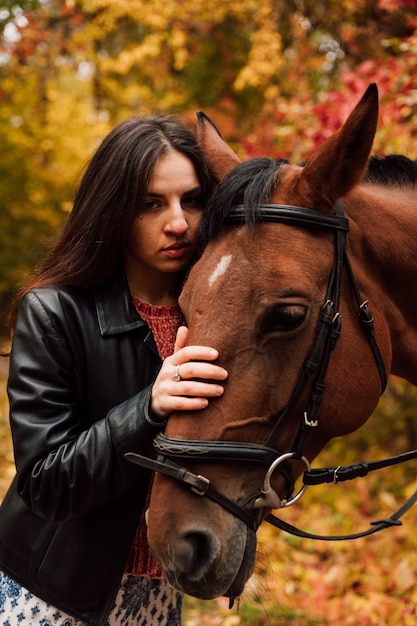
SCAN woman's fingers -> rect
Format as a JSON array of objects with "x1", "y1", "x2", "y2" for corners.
[
  {"x1": 150, "y1": 330, "x2": 228, "y2": 420},
  {"x1": 173, "y1": 325, "x2": 188, "y2": 352},
  {"x1": 156, "y1": 379, "x2": 224, "y2": 414},
  {"x1": 173, "y1": 361, "x2": 227, "y2": 383},
  {"x1": 150, "y1": 362, "x2": 227, "y2": 419},
  {"x1": 168, "y1": 344, "x2": 221, "y2": 368}
]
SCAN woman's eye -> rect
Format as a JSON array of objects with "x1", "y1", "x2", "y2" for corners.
[
  {"x1": 143, "y1": 199, "x2": 160, "y2": 211},
  {"x1": 182, "y1": 195, "x2": 202, "y2": 209},
  {"x1": 259, "y1": 305, "x2": 307, "y2": 335}
]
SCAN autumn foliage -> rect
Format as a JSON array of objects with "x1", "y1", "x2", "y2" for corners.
[
  {"x1": 0, "y1": 1, "x2": 417, "y2": 623},
  {"x1": 0, "y1": 0, "x2": 417, "y2": 314}
]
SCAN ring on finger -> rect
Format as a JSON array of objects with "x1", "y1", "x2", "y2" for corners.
[{"x1": 173, "y1": 364, "x2": 182, "y2": 382}]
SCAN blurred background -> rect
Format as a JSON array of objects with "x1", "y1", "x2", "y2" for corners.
[{"x1": 0, "y1": 1, "x2": 417, "y2": 623}]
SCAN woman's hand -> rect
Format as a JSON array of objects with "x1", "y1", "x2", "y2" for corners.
[{"x1": 150, "y1": 326, "x2": 228, "y2": 420}]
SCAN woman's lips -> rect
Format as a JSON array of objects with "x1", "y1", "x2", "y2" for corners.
[{"x1": 163, "y1": 243, "x2": 190, "y2": 258}]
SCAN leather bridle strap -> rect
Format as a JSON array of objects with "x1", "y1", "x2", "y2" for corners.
[
  {"x1": 125, "y1": 452, "x2": 259, "y2": 531},
  {"x1": 343, "y1": 252, "x2": 387, "y2": 392},
  {"x1": 226, "y1": 202, "x2": 351, "y2": 459},
  {"x1": 265, "y1": 486, "x2": 417, "y2": 541},
  {"x1": 264, "y1": 200, "x2": 348, "y2": 456},
  {"x1": 252, "y1": 200, "x2": 387, "y2": 459},
  {"x1": 303, "y1": 449, "x2": 417, "y2": 485},
  {"x1": 264, "y1": 449, "x2": 417, "y2": 540},
  {"x1": 152, "y1": 432, "x2": 296, "y2": 500},
  {"x1": 227, "y1": 204, "x2": 350, "y2": 232}
]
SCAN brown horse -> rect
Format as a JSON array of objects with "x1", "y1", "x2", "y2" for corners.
[{"x1": 130, "y1": 84, "x2": 417, "y2": 600}]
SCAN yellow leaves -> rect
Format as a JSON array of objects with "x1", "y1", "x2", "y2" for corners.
[
  {"x1": 101, "y1": 34, "x2": 164, "y2": 75},
  {"x1": 233, "y1": 3, "x2": 283, "y2": 93},
  {"x1": 170, "y1": 26, "x2": 188, "y2": 72},
  {"x1": 88, "y1": 0, "x2": 203, "y2": 29},
  {"x1": 100, "y1": 26, "x2": 187, "y2": 75},
  {"x1": 233, "y1": 28, "x2": 283, "y2": 92},
  {"x1": 80, "y1": 0, "x2": 286, "y2": 107}
]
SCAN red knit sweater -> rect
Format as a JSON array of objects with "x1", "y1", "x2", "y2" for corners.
[{"x1": 124, "y1": 298, "x2": 185, "y2": 578}]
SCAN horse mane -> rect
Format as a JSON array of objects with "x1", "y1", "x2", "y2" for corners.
[
  {"x1": 363, "y1": 155, "x2": 417, "y2": 187},
  {"x1": 197, "y1": 154, "x2": 417, "y2": 250}
]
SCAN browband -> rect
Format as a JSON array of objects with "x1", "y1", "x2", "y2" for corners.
[{"x1": 227, "y1": 204, "x2": 350, "y2": 232}]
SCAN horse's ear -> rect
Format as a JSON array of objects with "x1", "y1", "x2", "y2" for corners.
[
  {"x1": 197, "y1": 111, "x2": 241, "y2": 181},
  {"x1": 299, "y1": 83, "x2": 379, "y2": 208}
]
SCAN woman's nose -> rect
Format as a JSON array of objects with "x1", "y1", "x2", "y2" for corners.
[{"x1": 166, "y1": 202, "x2": 188, "y2": 233}]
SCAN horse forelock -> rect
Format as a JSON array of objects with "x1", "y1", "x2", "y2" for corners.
[{"x1": 198, "y1": 157, "x2": 289, "y2": 250}]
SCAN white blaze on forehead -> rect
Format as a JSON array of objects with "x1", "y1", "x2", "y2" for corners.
[{"x1": 208, "y1": 254, "x2": 233, "y2": 287}]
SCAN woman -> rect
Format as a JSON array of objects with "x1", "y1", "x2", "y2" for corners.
[{"x1": 0, "y1": 116, "x2": 227, "y2": 626}]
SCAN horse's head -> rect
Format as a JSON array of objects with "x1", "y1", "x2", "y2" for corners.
[{"x1": 146, "y1": 84, "x2": 391, "y2": 599}]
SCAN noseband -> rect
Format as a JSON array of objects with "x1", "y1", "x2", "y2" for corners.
[{"x1": 126, "y1": 201, "x2": 417, "y2": 539}]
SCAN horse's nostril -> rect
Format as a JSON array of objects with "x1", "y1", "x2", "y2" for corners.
[{"x1": 175, "y1": 530, "x2": 220, "y2": 580}]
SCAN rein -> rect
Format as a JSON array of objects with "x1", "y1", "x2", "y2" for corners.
[{"x1": 126, "y1": 201, "x2": 417, "y2": 541}]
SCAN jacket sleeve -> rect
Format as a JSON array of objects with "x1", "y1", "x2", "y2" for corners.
[{"x1": 8, "y1": 291, "x2": 163, "y2": 523}]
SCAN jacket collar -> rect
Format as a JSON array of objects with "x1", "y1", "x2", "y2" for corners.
[{"x1": 94, "y1": 275, "x2": 147, "y2": 336}]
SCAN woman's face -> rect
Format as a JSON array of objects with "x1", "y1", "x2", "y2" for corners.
[{"x1": 125, "y1": 150, "x2": 203, "y2": 296}]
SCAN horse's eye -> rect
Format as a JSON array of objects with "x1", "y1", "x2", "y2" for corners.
[{"x1": 259, "y1": 304, "x2": 307, "y2": 335}]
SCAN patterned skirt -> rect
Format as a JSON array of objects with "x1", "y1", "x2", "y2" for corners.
[{"x1": 0, "y1": 571, "x2": 182, "y2": 625}]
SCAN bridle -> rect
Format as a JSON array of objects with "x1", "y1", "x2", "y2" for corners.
[{"x1": 126, "y1": 201, "x2": 417, "y2": 540}]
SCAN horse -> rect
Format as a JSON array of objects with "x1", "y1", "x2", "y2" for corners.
[{"x1": 127, "y1": 84, "x2": 417, "y2": 601}]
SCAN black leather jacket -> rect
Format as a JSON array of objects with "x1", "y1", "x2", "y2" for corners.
[{"x1": 0, "y1": 277, "x2": 164, "y2": 626}]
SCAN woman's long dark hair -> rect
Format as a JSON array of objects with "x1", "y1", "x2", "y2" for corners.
[{"x1": 8, "y1": 115, "x2": 213, "y2": 332}]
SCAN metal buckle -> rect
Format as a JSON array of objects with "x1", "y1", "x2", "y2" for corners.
[
  {"x1": 333, "y1": 465, "x2": 341, "y2": 484},
  {"x1": 304, "y1": 411, "x2": 318, "y2": 428},
  {"x1": 181, "y1": 471, "x2": 210, "y2": 496}
]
